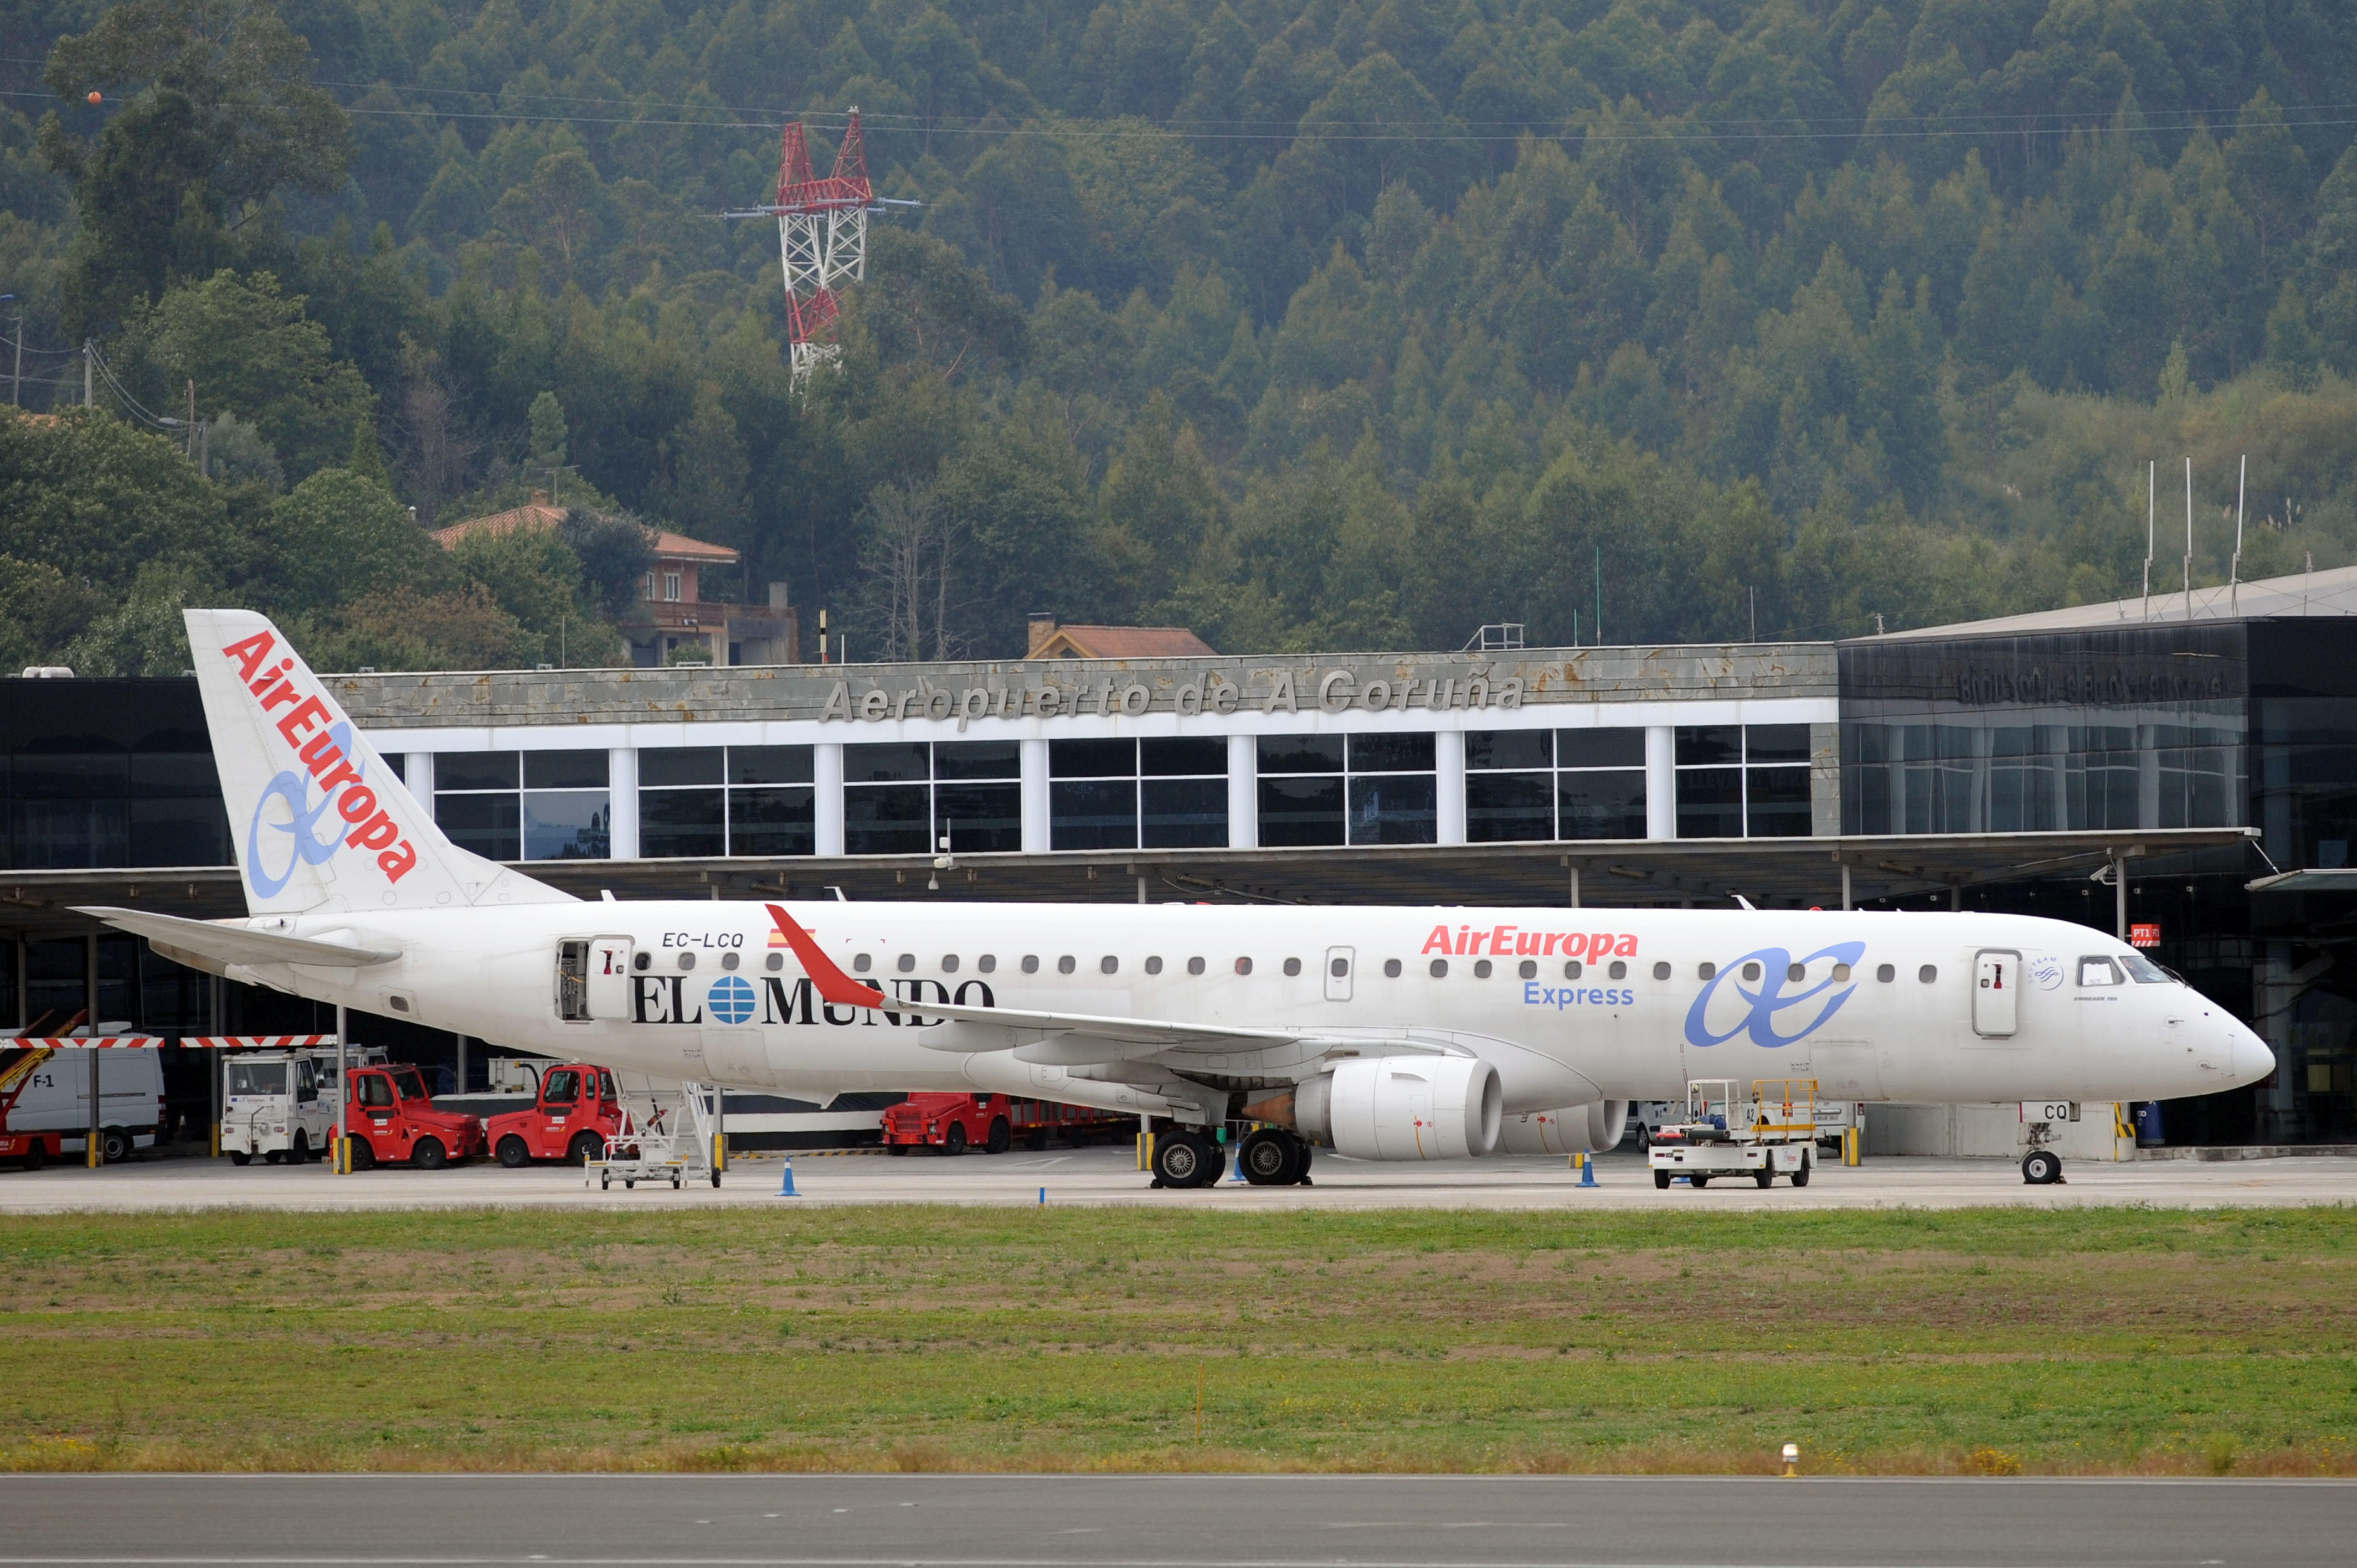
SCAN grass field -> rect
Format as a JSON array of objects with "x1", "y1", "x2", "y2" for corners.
[{"x1": 2, "y1": 1205, "x2": 2353, "y2": 1476}]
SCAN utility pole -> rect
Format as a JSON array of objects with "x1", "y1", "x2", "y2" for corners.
[
  {"x1": 82, "y1": 339, "x2": 92, "y2": 409},
  {"x1": 185, "y1": 380, "x2": 195, "y2": 460}
]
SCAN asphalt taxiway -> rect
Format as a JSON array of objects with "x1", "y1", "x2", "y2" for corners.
[{"x1": 0, "y1": 1472, "x2": 2342, "y2": 1567}]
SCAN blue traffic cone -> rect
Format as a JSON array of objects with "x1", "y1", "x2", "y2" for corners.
[
  {"x1": 1579, "y1": 1152, "x2": 1599, "y2": 1188},
  {"x1": 776, "y1": 1156, "x2": 799, "y2": 1197}
]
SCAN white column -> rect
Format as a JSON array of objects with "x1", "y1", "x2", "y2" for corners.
[
  {"x1": 1434, "y1": 729, "x2": 1466, "y2": 845},
  {"x1": 405, "y1": 752, "x2": 434, "y2": 801},
  {"x1": 814, "y1": 742, "x2": 845, "y2": 857},
  {"x1": 606, "y1": 747, "x2": 639, "y2": 859},
  {"x1": 1020, "y1": 737, "x2": 1051, "y2": 853},
  {"x1": 1645, "y1": 726, "x2": 1676, "y2": 840},
  {"x1": 1227, "y1": 732, "x2": 1258, "y2": 849}
]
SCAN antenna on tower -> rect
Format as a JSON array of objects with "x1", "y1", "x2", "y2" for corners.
[
  {"x1": 724, "y1": 110, "x2": 915, "y2": 393},
  {"x1": 2142, "y1": 460, "x2": 2154, "y2": 623}
]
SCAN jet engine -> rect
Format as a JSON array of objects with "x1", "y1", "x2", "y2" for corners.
[
  {"x1": 1279, "y1": 1054, "x2": 1502, "y2": 1160},
  {"x1": 1496, "y1": 1098, "x2": 1628, "y2": 1155}
]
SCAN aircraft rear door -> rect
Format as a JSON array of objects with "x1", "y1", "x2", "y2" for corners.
[
  {"x1": 586, "y1": 938, "x2": 632, "y2": 1019},
  {"x1": 1973, "y1": 949, "x2": 2021, "y2": 1038},
  {"x1": 1325, "y1": 946, "x2": 1354, "y2": 1002}
]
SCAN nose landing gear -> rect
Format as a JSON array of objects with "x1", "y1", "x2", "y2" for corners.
[{"x1": 2021, "y1": 1149, "x2": 2065, "y2": 1185}]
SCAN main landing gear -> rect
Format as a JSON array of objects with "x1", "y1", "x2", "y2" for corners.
[{"x1": 1150, "y1": 1126, "x2": 1316, "y2": 1189}]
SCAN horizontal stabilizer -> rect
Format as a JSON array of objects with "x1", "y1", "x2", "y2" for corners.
[{"x1": 73, "y1": 907, "x2": 402, "y2": 970}]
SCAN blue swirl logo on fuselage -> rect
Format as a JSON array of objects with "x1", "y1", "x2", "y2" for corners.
[
  {"x1": 1682, "y1": 941, "x2": 1867, "y2": 1049},
  {"x1": 245, "y1": 722, "x2": 363, "y2": 899},
  {"x1": 707, "y1": 974, "x2": 756, "y2": 1024}
]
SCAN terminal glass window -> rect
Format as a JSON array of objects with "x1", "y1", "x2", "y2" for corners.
[
  {"x1": 1675, "y1": 726, "x2": 1812, "y2": 838},
  {"x1": 1465, "y1": 729, "x2": 1646, "y2": 841},
  {"x1": 639, "y1": 746, "x2": 815, "y2": 858},
  {"x1": 1051, "y1": 738, "x2": 1227, "y2": 850},
  {"x1": 0, "y1": 678, "x2": 232, "y2": 870},
  {"x1": 1841, "y1": 629, "x2": 2247, "y2": 837},
  {"x1": 435, "y1": 750, "x2": 611, "y2": 860},
  {"x1": 845, "y1": 741, "x2": 1019, "y2": 855},
  {"x1": 1257, "y1": 735, "x2": 1435, "y2": 847}
]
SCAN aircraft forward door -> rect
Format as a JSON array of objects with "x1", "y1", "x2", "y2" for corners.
[
  {"x1": 558, "y1": 938, "x2": 634, "y2": 1021},
  {"x1": 1974, "y1": 949, "x2": 2021, "y2": 1038},
  {"x1": 1325, "y1": 946, "x2": 1354, "y2": 1002}
]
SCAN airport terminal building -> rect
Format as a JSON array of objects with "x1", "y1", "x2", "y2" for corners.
[{"x1": 7, "y1": 569, "x2": 2357, "y2": 1148}]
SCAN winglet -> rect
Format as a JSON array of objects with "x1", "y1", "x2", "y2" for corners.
[{"x1": 765, "y1": 904, "x2": 889, "y2": 1009}]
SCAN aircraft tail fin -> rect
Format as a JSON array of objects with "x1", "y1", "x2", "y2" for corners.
[{"x1": 183, "y1": 608, "x2": 575, "y2": 916}]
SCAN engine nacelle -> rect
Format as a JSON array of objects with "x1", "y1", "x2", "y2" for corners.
[
  {"x1": 1496, "y1": 1098, "x2": 1629, "y2": 1155},
  {"x1": 1291, "y1": 1055, "x2": 1501, "y2": 1160}
]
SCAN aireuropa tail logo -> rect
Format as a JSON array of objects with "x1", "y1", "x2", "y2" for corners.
[
  {"x1": 224, "y1": 630, "x2": 418, "y2": 897},
  {"x1": 1683, "y1": 941, "x2": 1866, "y2": 1050}
]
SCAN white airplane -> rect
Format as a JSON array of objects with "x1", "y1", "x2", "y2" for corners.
[{"x1": 81, "y1": 610, "x2": 2273, "y2": 1188}]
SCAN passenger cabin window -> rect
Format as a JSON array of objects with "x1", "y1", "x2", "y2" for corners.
[
  {"x1": 543, "y1": 1069, "x2": 581, "y2": 1103},
  {"x1": 1383, "y1": 959, "x2": 1401, "y2": 977},
  {"x1": 1876, "y1": 964, "x2": 1895, "y2": 982},
  {"x1": 1608, "y1": 961, "x2": 1628, "y2": 979},
  {"x1": 1283, "y1": 958, "x2": 1302, "y2": 976},
  {"x1": 1918, "y1": 964, "x2": 1938, "y2": 983},
  {"x1": 2079, "y1": 957, "x2": 2123, "y2": 987}
]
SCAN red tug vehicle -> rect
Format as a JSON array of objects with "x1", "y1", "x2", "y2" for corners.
[
  {"x1": 485, "y1": 1063, "x2": 629, "y2": 1167},
  {"x1": 341, "y1": 1062, "x2": 486, "y2": 1169},
  {"x1": 880, "y1": 1092, "x2": 1131, "y2": 1154}
]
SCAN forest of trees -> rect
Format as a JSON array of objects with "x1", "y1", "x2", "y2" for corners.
[{"x1": 5, "y1": 0, "x2": 2357, "y2": 668}]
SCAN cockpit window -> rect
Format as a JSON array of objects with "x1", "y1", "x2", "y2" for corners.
[
  {"x1": 2120, "y1": 951, "x2": 2173, "y2": 984},
  {"x1": 2078, "y1": 957, "x2": 2122, "y2": 987}
]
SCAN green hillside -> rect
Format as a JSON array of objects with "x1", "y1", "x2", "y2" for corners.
[{"x1": 4, "y1": 0, "x2": 2356, "y2": 666}]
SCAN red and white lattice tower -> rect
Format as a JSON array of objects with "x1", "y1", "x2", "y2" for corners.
[{"x1": 774, "y1": 109, "x2": 872, "y2": 389}]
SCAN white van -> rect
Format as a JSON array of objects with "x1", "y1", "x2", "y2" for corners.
[
  {"x1": 1, "y1": 1043, "x2": 167, "y2": 1165},
  {"x1": 222, "y1": 1051, "x2": 334, "y2": 1164}
]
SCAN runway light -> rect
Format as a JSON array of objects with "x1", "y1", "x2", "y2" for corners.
[{"x1": 1781, "y1": 1441, "x2": 1800, "y2": 1477}]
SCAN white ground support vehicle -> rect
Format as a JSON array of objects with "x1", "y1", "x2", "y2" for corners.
[
  {"x1": 1647, "y1": 1079, "x2": 1819, "y2": 1190},
  {"x1": 2, "y1": 1038, "x2": 166, "y2": 1164},
  {"x1": 221, "y1": 1051, "x2": 336, "y2": 1165}
]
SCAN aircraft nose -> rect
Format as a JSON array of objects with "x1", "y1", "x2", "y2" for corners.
[{"x1": 2229, "y1": 1024, "x2": 2276, "y2": 1089}]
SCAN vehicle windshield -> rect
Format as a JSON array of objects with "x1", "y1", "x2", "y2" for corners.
[
  {"x1": 542, "y1": 1068, "x2": 580, "y2": 1104},
  {"x1": 390, "y1": 1066, "x2": 430, "y2": 1102},
  {"x1": 2120, "y1": 951, "x2": 2174, "y2": 984},
  {"x1": 226, "y1": 1061, "x2": 285, "y2": 1097}
]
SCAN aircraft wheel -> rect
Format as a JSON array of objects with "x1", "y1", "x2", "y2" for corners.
[
  {"x1": 943, "y1": 1122, "x2": 967, "y2": 1156},
  {"x1": 1754, "y1": 1168, "x2": 1774, "y2": 1189},
  {"x1": 1238, "y1": 1129, "x2": 1297, "y2": 1186},
  {"x1": 228, "y1": 1151, "x2": 251, "y2": 1167},
  {"x1": 413, "y1": 1137, "x2": 448, "y2": 1170},
  {"x1": 2022, "y1": 1149, "x2": 2062, "y2": 1185},
  {"x1": 985, "y1": 1117, "x2": 1011, "y2": 1154},
  {"x1": 1150, "y1": 1129, "x2": 1216, "y2": 1189},
  {"x1": 568, "y1": 1132, "x2": 603, "y2": 1167},
  {"x1": 1653, "y1": 1169, "x2": 1670, "y2": 1189}
]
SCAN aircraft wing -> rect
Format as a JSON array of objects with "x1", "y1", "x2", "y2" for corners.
[
  {"x1": 73, "y1": 906, "x2": 403, "y2": 969},
  {"x1": 767, "y1": 903, "x2": 1354, "y2": 1066}
]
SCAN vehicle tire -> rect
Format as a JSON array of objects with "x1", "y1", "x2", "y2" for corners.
[
  {"x1": 985, "y1": 1117, "x2": 1011, "y2": 1155},
  {"x1": 1238, "y1": 1129, "x2": 1296, "y2": 1187},
  {"x1": 1690, "y1": 1173, "x2": 1710, "y2": 1188},
  {"x1": 1790, "y1": 1158, "x2": 1812, "y2": 1188},
  {"x1": 1636, "y1": 1124, "x2": 1653, "y2": 1152},
  {"x1": 497, "y1": 1135, "x2": 531, "y2": 1168},
  {"x1": 21, "y1": 1141, "x2": 44, "y2": 1172},
  {"x1": 348, "y1": 1138, "x2": 376, "y2": 1172},
  {"x1": 568, "y1": 1131, "x2": 603, "y2": 1167},
  {"x1": 1150, "y1": 1129, "x2": 1216, "y2": 1189},
  {"x1": 290, "y1": 1132, "x2": 310, "y2": 1164},
  {"x1": 264, "y1": 1150, "x2": 283, "y2": 1165},
  {"x1": 2022, "y1": 1149, "x2": 2061, "y2": 1185},
  {"x1": 228, "y1": 1150, "x2": 250, "y2": 1167},
  {"x1": 1754, "y1": 1168, "x2": 1774, "y2": 1189},
  {"x1": 887, "y1": 1143, "x2": 909, "y2": 1156},
  {"x1": 413, "y1": 1137, "x2": 448, "y2": 1170},
  {"x1": 625, "y1": 1179, "x2": 635, "y2": 1189},
  {"x1": 1025, "y1": 1128, "x2": 1048, "y2": 1152},
  {"x1": 943, "y1": 1122, "x2": 967, "y2": 1156},
  {"x1": 1653, "y1": 1169, "x2": 1670, "y2": 1189},
  {"x1": 600, "y1": 1174, "x2": 610, "y2": 1190},
  {"x1": 100, "y1": 1127, "x2": 131, "y2": 1164}
]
